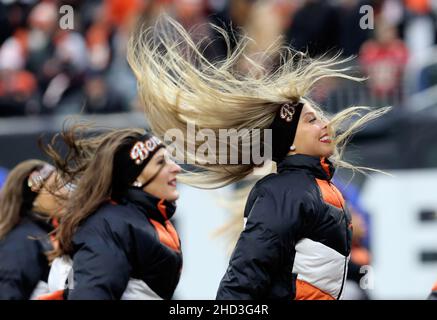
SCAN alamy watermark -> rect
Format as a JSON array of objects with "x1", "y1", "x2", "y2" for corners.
[
  {"x1": 58, "y1": 5, "x2": 375, "y2": 33},
  {"x1": 359, "y1": 5, "x2": 374, "y2": 30},
  {"x1": 359, "y1": 265, "x2": 374, "y2": 290},
  {"x1": 59, "y1": 5, "x2": 74, "y2": 30},
  {"x1": 162, "y1": 122, "x2": 273, "y2": 166}
]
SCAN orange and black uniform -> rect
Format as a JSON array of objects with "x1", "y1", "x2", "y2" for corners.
[
  {"x1": 61, "y1": 188, "x2": 182, "y2": 300},
  {"x1": 0, "y1": 213, "x2": 54, "y2": 300},
  {"x1": 217, "y1": 154, "x2": 352, "y2": 300}
]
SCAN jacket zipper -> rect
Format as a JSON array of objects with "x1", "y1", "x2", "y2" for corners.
[{"x1": 337, "y1": 256, "x2": 348, "y2": 299}]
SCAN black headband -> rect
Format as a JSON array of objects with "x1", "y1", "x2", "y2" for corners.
[
  {"x1": 112, "y1": 133, "x2": 165, "y2": 199},
  {"x1": 269, "y1": 101, "x2": 304, "y2": 162}
]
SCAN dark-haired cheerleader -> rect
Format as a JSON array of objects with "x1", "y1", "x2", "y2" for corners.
[
  {"x1": 40, "y1": 127, "x2": 182, "y2": 300},
  {"x1": 0, "y1": 160, "x2": 66, "y2": 299}
]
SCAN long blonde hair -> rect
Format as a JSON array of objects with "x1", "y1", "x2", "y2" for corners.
[{"x1": 127, "y1": 15, "x2": 390, "y2": 189}]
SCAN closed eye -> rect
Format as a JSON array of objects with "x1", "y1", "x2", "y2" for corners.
[{"x1": 156, "y1": 155, "x2": 165, "y2": 165}]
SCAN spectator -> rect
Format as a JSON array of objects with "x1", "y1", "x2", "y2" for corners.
[
  {"x1": 338, "y1": 0, "x2": 372, "y2": 57},
  {"x1": 83, "y1": 72, "x2": 125, "y2": 114},
  {"x1": 0, "y1": 69, "x2": 39, "y2": 116},
  {"x1": 286, "y1": 0, "x2": 341, "y2": 57},
  {"x1": 359, "y1": 19, "x2": 409, "y2": 101}
]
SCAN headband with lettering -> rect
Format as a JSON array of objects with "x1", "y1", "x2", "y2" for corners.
[
  {"x1": 268, "y1": 101, "x2": 304, "y2": 162},
  {"x1": 112, "y1": 133, "x2": 165, "y2": 199}
]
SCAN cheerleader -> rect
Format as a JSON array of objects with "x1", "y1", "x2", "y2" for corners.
[
  {"x1": 126, "y1": 16, "x2": 390, "y2": 300},
  {"x1": 0, "y1": 160, "x2": 65, "y2": 299},
  {"x1": 42, "y1": 127, "x2": 182, "y2": 300}
]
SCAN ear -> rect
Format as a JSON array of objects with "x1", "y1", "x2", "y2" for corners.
[{"x1": 27, "y1": 179, "x2": 42, "y2": 193}]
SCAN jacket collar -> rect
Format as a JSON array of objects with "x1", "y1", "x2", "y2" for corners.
[
  {"x1": 277, "y1": 154, "x2": 335, "y2": 181},
  {"x1": 123, "y1": 188, "x2": 176, "y2": 224}
]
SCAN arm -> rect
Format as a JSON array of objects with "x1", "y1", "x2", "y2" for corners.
[
  {"x1": 0, "y1": 262, "x2": 42, "y2": 300},
  {"x1": 0, "y1": 237, "x2": 48, "y2": 300},
  {"x1": 216, "y1": 188, "x2": 300, "y2": 300},
  {"x1": 67, "y1": 221, "x2": 131, "y2": 300}
]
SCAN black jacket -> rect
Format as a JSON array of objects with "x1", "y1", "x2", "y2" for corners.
[
  {"x1": 64, "y1": 188, "x2": 182, "y2": 300},
  {"x1": 217, "y1": 155, "x2": 352, "y2": 300},
  {"x1": 0, "y1": 213, "x2": 53, "y2": 300}
]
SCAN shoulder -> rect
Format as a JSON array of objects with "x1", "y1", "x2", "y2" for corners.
[
  {"x1": 0, "y1": 219, "x2": 47, "y2": 257},
  {"x1": 72, "y1": 202, "x2": 154, "y2": 252},
  {"x1": 0, "y1": 220, "x2": 48, "y2": 275},
  {"x1": 250, "y1": 170, "x2": 320, "y2": 205},
  {"x1": 75, "y1": 202, "x2": 139, "y2": 233},
  {"x1": 244, "y1": 171, "x2": 322, "y2": 236}
]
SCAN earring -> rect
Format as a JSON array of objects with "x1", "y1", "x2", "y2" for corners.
[
  {"x1": 133, "y1": 181, "x2": 143, "y2": 188},
  {"x1": 289, "y1": 145, "x2": 296, "y2": 152}
]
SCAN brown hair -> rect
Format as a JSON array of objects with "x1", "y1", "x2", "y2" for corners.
[
  {"x1": 0, "y1": 159, "x2": 46, "y2": 240},
  {"x1": 45, "y1": 123, "x2": 146, "y2": 256}
]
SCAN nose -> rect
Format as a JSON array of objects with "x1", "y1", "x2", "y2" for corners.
[
  {"x1": 170, "y1": 161, "x2": 182, "y2": 173},
  {"x1": 321, "y1": 118, "x2": 329, "y2": 130}
]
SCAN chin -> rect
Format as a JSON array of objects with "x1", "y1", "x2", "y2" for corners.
[
  {"x1": 166, "y1": 191, "x2": 179, "y2": 202},
  {"x1": 322, "y1": 150, "x2": 334, "y2": 158},
  {"x1": 318, "y1": 145, "x2": 334, "y2": 158}
]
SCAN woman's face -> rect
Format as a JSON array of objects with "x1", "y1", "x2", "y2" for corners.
[
  {"x1": 137, "y1": 148, "x2": 182, "y2": 202},
  {"x1": 291, "y1": 103, "x2": 334, "y2": 158},
  {"x1": 32, "y1": 172, "x2": 68, "y2": 216}
]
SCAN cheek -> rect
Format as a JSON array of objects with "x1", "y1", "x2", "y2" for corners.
[
  {"x1": 309, "y1": 126, "x2": 324, "y2": 145},
  {"x1": 138, "y1": 166, "x2": 152, "y2": 182},
  {"x1": 145, "y1": 170, "x2": 171, "y2": 197},
  {"x1": 155, "y1": 170, "x2": 170, "y2": 187},
  {"x1": 38, "y1": 193, "x2": 50, "y2": 206},
  {"x1": 299, "y1": 126, "x2": 320, "y2": 145},
  {"x1": 38, "y1": 193, "x2": 58, "y2": 211},
  {"x1": 298, "y1": 123, "x2": 318, "y2": 138},
  {"x1": 158, "y1": 171, "x2": 179, "y2": 199}
]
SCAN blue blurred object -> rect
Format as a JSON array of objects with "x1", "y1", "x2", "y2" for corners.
[
  {"x1": 0, "y1": 167, "x2": 8, "y2": 190},
  {"x1": 333, "y1": 177, "x2": 371, "y2": 249}
]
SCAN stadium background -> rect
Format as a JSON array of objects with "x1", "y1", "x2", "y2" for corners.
[{"x1": 1, "y1": 0, "x2": 437, "y2": 299}]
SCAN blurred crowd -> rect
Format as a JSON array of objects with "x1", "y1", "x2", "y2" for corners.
[{"x1": 0, "y1": 0, "x2": 436, "y2": 117}]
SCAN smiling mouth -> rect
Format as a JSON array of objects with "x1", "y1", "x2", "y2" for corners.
[
  {"x1": 168, "y1": 179, "x2": 177, "y2": 187},
  {"x1": 319, "y1": 135, "x2": 332, "y2": 143}
]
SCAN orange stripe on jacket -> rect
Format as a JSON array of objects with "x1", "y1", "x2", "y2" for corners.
[
  {"x1": 37, "y1": 290, "x2": 64, "y2": 300},
  {"x1": 315, "y1": 179, "x2": 345, "y2": 209},
  {"x1": 432, "y1": 280, "x2": 437, "y2": 292},
  {"x1": 320, "y1": 157, "x2": 332, "y2": 178},
  {"x1": 295, "y1": 279, "x2": 335, "y2": 300},
  {"x1": 149, "y1": 219, "x2": 180, "y2": 252},
  {"x1": 157, "y1": 199, "x2": 169, "y2": 220}
]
